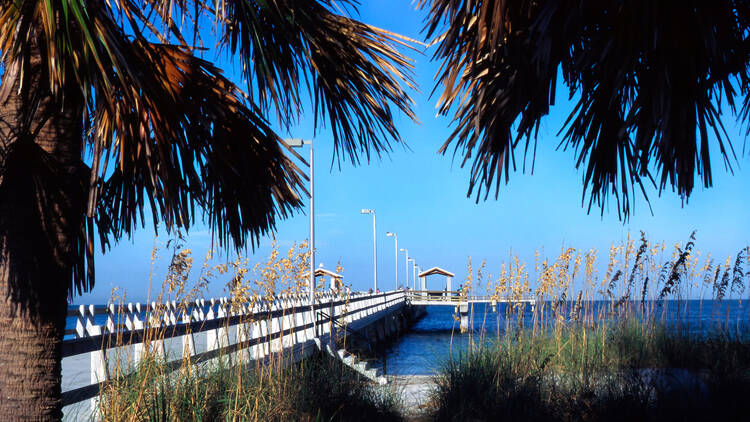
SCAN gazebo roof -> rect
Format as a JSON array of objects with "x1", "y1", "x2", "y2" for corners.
[
  {"x1": 314, "y1": 268, "x2": 343, "y2": 279},
  {"x1": 418, "y1": 267, "x2": 455, "y2": 278}
]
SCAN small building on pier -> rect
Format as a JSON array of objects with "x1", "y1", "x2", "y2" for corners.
[
  {"x1": 417, "y1": 267, "x2": 454, "y2": 296},
  {"x1": 314, "y1": 267, "x2": 343, "y2": 291}
]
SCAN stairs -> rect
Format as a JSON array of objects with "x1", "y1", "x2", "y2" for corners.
[{"x1": 315, "y1": 338, "x2": 387, "y2": 385}]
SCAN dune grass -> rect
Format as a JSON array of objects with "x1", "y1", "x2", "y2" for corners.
[
  {"x1": 429, "y1": 231, "x2": 750, "y2": 421},
  {"x1": 95, "y1": 238, "x2": 403, "y2": 421},
  {"x1": 98, "y1": 351, "x2": 402, "y2": 422},
  {"x1": 96, "y1": 232, "x2": 749, "y2": 421},
  {"x1": 430, "y1": 319, "x2": 750, "y2": 421}
]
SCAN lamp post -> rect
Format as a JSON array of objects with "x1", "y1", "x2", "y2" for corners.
[
  {"x1": 400, "y1": 248, "x2": 409, "y2": 290},
  {"x1": 360, "y1": 209, "x2": 377, "y2": 291},
  {"x1": 411, "y1": 259, "x2": 416, "y2": 290},
  {"x1": 284, "y1": 138, "x2": 314, "y2": 307},
  {"x1": 386, "y1": 232, "x2": 398, "y2": 290}
]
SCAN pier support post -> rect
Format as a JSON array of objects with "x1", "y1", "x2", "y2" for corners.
[{"x1": 459, "y1": 303, "x2": 469, "y2": 333}]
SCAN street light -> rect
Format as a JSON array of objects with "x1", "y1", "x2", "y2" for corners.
[
  {"x1": 361, "y1": 209, "x2": 377, "y2": 291},
  {"x1": 284, "y1": 138, "x2": 314, "y2": 306},
  {"x1": 400, "y1": 248, "x2": 409, "y2": 290},
  {"x1": 408, "y1": 258, "x2": 416, "y2": 290},
  {"x1": 386, "y1": 232, "x2": 398, "y2": 290}
]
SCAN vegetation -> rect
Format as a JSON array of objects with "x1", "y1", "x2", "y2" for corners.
[
  {"x1": 99, "y1": 353, "x2": 401, "y2": 422},
  {"x1": 431, "y1": 323, "x2": 750, "y2": 422},
  {"x1": 430, "y1": 233, "x2": 750, "y2": 421},
  {"x1": 0, "y1": 0, "x2": 416, "y2": 418},
  {"x1": 89, "y1": 238, "x2": 402, "y2": 421},
  {"x1": 421, "y1": 1, "x2": 750, "y2": 218},
  {"x1": 78, "y1": 231, "x2": 749, "y2": 422}
]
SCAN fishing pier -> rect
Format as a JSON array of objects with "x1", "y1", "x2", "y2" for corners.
[
  {"x1": 407, "y1": 267, "x2": 536, "y2": 332},
  {"x1": 61, "y1": 267, "x2": 536, "y2": 419},
  {"x1": 61, "y1": 291, "x2": 413, "y2": 419}
]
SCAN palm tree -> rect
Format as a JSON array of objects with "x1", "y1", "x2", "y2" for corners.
[
  {"x1": 0, "y1": 0, "x2": 416, "y2": 419},
  {"x1": 421, "y1": 0, "x2": 750, "y2": 219}
]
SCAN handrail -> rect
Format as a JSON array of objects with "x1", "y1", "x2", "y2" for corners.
[
  {"x1": 406, "y1": 291, "x2": 536, "y2": 303},
  {"x1": 66, "y1": 291, "x2": 396, "y2": 318},
  {"x1": 317, "y1": 310, "x2": 368, "y2": 342},
  {"x1": 62, "y1": 290, "x2": 407, "y2": 412}
]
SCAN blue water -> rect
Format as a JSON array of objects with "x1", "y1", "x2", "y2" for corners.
[{"x1": 373, "y1": 300, "x2": 750, "y2": 375}]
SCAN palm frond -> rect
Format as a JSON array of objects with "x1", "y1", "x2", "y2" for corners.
[
  {"x1": 423, "y1": 0, "x2": 750, "y2": 218},
  {"x1": 0, "y1": 0, "x2": 306, "y2": 296},
  {"x1": 91, "y1": 42, "x2": 306, "y2": 250},
  {"x1": 218, "y1": 0, "x2": 418, "y2": 163},
  {"x1": 0, "y1": 0, "x2": 418, "y2": 297}
]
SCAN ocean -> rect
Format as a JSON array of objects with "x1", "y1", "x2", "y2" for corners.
[{"x1": 371, "y1": 300, "x2": 750, "y2": 375}]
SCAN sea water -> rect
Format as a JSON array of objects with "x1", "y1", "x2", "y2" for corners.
[{"x1": 372, "y1": 300, "x2": 750, "y2": 375}]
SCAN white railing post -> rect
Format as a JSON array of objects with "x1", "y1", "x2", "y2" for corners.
[
  {"x1": 236, "y1": 303, "x2": 250, "y2": 364},
  {"x1": 270, "y1": 298, "x2": 282, "y2": 353},
  {"x1": 105, "y1": 304, "x2": 116, "y2": 334},
  {"x1": 206, "y1": 299, "x2": 218, "y2": 352},
  {"x1": 75, "y1": 305, "x2": 85, "y2": 339},
  {"x1": 181, "y1": 302, "x2": 195, "y2": 359},
  {"x1": 149, "y1": 302, "x2": 165, "y2": 359},
  {"x1": 217, "y1": 297, "x2": 229, "y2": 352},
  {"x1": 87, "y1": 305, "x2": 106, "y2": 417},
  {"x1": 294, "y1": 298, "x2": 305, "y2": 344},
  {"x1": 195, "y1": 299, "x2": 206, "y2": 323},
  {"x1": 284, "y1": 298, "x2": 295, "y2": 350},
  {"x1": 125, "y1": 303, "x2": 144, "y2": 365},
  {"x1": 250, "y1": 303, "x2": 264, "y2": 360}
]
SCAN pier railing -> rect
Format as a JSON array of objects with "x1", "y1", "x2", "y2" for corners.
[
  {"x1": 407, "y1": 290, "x2": 536, "y2": 305},
  {"x1": 62, "y1": 290, "x2": 406, "y2": 415}
]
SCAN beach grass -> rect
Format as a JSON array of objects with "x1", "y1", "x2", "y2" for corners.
[
  {"x1": 98, "y1": 351, "x2": 402, "y2": 421},
  {"x1": 429, "y1": 319, "x2": 750, "y2": 421},
  {"x1": 96, "y1": 238, "x2": 403, "y2": 421},
  {"x1": 428, "y1": 231, "x2": 750, "y2": 421},
  {"x1": 96, "y1": 232, "x2": 750, "y2": 421}
]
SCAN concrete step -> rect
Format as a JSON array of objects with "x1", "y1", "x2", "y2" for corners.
[
  {"x1": 324, "y1": 342, "x2": 388, "y2": 385},
  {"x1": 325, "y1": 343, "x2": 337, "y2": 356}
]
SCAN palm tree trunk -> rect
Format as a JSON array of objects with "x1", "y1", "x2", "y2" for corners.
[{"x1": 0, "y1": 37, "x2": 85, "y2": 421}]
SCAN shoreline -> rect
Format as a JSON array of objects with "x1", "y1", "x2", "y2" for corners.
[{"x1": 387, "y1": 374, "x2": 434, "y2": 419}]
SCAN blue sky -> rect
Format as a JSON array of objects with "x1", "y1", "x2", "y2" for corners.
[{"x1": 79, "y1": 1, "x2": 750, "y2": 303}]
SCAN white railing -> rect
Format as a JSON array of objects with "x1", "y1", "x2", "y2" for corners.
[
  {"x1": 62, "y1": 290, "x2": 406, "y2": 416},
  {"x1": 407, "y1": 290, "x2": 536, "y2": 304}
]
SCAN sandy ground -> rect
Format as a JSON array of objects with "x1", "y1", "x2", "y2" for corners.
[{"x1": 387, "y1": 374, "x2": 435, "y2": 420}]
